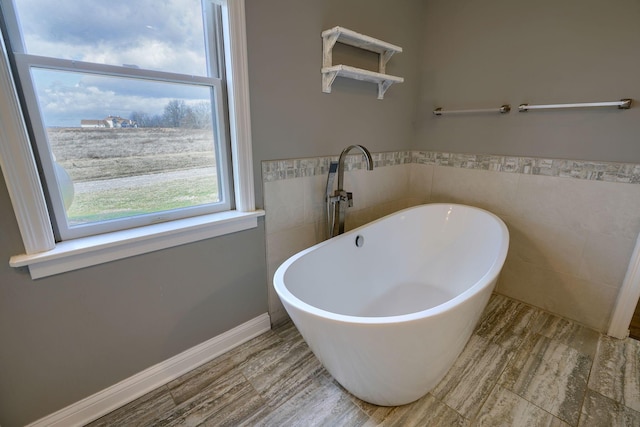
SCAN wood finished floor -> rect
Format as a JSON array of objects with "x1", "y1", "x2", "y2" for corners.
[{"x1": 87, "y1": 294, "x2": 640, "y2": 426}]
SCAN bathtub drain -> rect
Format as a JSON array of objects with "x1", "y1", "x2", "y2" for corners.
[{"x1": 355, "y1": 235, "x2": 364, "y2": 247}]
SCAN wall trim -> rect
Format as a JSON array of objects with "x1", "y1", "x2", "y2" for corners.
[
  {"x1": 262, "y1": 151, "x2": 412, "y2": 182},
  {"x1": 26, "y1": 313, "x2": 271, "y2": 427},
  {"x1": 11, "y1": 210, "x2": 264, "y2": 279},
  {"x1": 222, "y1": 0, "x2": 256, "y2": 212},
  {"x1": 608, "y1": 233, "x2": 640, "y2": 339},
  {"x1": 261, "y1": 150, "x2": 640, "y2": 184},
  {"x1": 412, "y1": 151, "x2": 640, "y2": 184},
  {"x1": 0, "y1": 23, "x2": 56, "y2": 254}
]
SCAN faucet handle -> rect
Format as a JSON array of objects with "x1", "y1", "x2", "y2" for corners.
[{"x1": 335, "y1": 190, "x2": 353, "y2": 207}]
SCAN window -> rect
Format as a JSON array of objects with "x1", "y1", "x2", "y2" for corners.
[
  {"x1": 3, "y1": 0, "x2": 234, "y2": 240},
  {"x1": 0, "y1": 0, "x2": 260, "y2": 278}
]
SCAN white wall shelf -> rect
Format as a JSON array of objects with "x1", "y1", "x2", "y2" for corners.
[{"x1": 321, "y1": 26, "x2": 403, "y2": 99}]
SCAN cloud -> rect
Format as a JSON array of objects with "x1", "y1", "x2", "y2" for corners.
[
  {"x1": 11, "y1": 0, "x2": 219, "y2": 126},
  {"x1": 32, "y1": 69, "x2": 212, "y2": 127},
  {"x1": 14, "y1": 0, "x2": 208, "y2": 76},
  {"x1": 80, "y1": 73, "x2": 212, "y2": 100}
]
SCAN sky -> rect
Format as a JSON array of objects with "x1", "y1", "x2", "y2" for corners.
[{"x1": 10, "y1": 0, "x2": 214, "y2": 127}]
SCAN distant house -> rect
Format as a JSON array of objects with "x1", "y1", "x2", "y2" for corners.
[
  {"x1": 105, "y1": 115, "x2": 138, "y2": 128},
  {"x1": 80, "y1": 116, "x2": 137, "y2": 128},
  {"x1": 80, "y1": 119, "x2": 108, "y2": 128}
]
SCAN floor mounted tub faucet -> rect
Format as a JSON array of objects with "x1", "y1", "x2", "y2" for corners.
[{"x1": 326, "y1": 145, "x2": 374, "y2": 238}]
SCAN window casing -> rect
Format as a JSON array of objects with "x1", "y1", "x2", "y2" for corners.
[
  {"x1": 2, "y1": 0, "x2": 235, "y2": 240},
  {"x1": 0, "y1": 0, "x2": 260, "y2": 278}
]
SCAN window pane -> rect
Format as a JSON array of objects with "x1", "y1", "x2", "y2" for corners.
[
  {"x1": 12, "y1": 0, "x2": 208, "y2": 76},
  {"x1": 31, "y1": 68, "x2": 221, "y2": 227}
]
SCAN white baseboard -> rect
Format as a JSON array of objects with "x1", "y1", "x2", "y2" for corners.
[{"x1": 27, "y1": 313, "x2": 271, "y2": 427}]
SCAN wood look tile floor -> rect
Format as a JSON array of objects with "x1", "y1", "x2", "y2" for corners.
[{"x1": 87, "y1": 295, "x2": 640, "y2": 426}]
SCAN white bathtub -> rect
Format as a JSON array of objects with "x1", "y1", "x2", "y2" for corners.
[{"x1": 273, "y1": 203, "x2": 509, "y2": 406}]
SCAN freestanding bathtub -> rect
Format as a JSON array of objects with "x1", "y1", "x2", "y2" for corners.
[{"x1": 273, "y1": 203, "x2": 509, "y2": 406}]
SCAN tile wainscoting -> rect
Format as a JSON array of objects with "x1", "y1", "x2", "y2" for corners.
[{"x1": 262, "y1": 151, "x2": 640, "y2": 330}]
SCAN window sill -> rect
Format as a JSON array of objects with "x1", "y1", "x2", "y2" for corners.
[{"x1": 10, "y1": 209, "x2": 265, "y2": 279}]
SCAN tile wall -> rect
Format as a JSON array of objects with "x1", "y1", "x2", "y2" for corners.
[
  {"x1": 262, "y1": 151, "x2": 640, "y2": 330},
  {"x1": 262, "y1": 152, "x2": 419, "y2": 323}
]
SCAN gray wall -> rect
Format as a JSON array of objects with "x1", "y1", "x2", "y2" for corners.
[
  {"x1": 0, "y1": 173, "x2": 267, "y2": 425},
  {"x1": 246, "y1": 0, "x2": 425, "y2": 206},
  {"x1": 417, "y1": 0, "x2": 640, "y2": 163}
]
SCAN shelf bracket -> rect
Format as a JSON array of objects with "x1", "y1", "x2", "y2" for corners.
[
  {"x1": 378, "y1": 80, "x2": 393, "y2": 100},
  {"x1": 322, "y1": 33, "x2": 340, "y2": 68},
  {"x1": 379, "y1": 50, "x2": 395, "y2": 74},
  {"x1": 322, "y1": 70, "x2": 338, "y2": 93}
]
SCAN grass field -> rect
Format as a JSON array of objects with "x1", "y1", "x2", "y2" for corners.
[{"x1": 47, "y1": 127, "x2": 219, "y2": 223}]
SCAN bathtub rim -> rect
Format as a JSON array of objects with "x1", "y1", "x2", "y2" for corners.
[{"x1": 273, "y1": 203, "x2": 509, "y2": 325}]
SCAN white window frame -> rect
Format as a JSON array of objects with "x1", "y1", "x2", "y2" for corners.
[
  {"x1": 0, "y1": 0, "x2": 262, "y2": 279},
  {"x1": 15, "y1": 61, "x2": 233, "y2": 240}
]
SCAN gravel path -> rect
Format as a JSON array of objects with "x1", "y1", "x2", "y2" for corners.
[{"x1": 73, "y1": 167, "x2": 216, "y2": 194}]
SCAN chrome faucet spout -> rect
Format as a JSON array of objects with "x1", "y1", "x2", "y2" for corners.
[
  {"x1": 326, "y1": 145, "x2": 374, "y2": 238},
  {"x1": 337, "y1": 145, "x2": 374, "y2": 192}
]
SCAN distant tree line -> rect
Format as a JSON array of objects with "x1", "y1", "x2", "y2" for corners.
[{"x1": 130, "y1": 100, "x2": 213, "y2": 129}]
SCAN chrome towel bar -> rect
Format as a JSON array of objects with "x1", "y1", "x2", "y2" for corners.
[
  {"x1": 433, "y1": 104, "x2": 510, "y2": 116},
  {"x1": 519, "y1": 98, "x2": 632, "y2": 112}
]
